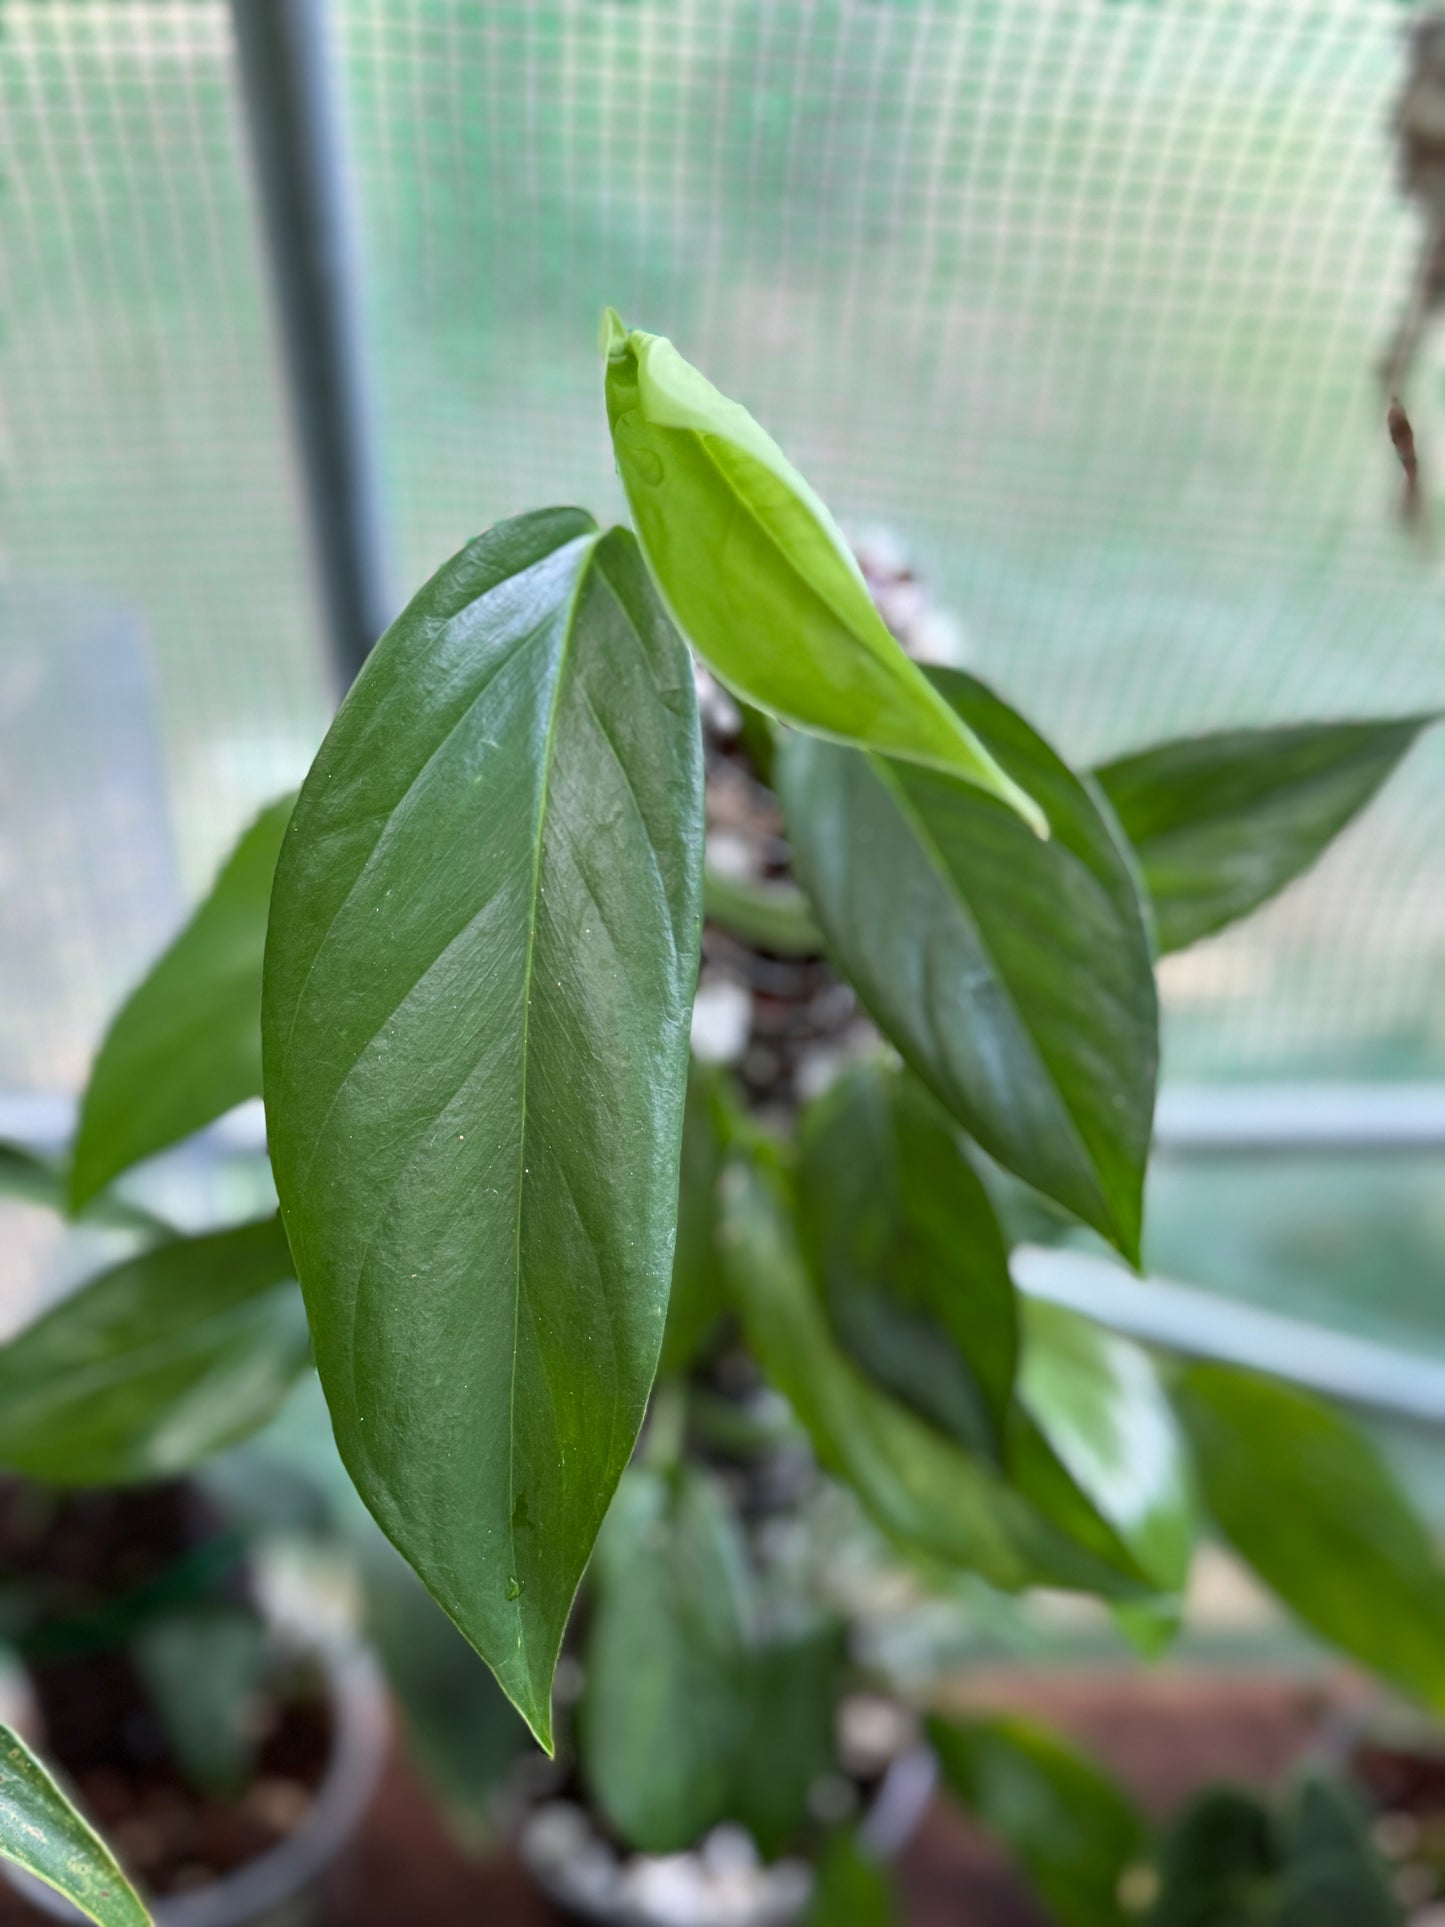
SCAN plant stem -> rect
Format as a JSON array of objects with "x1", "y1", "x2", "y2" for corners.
[{"x1": 642, "y1": 1380, "x2": 688, "y2": 1469}]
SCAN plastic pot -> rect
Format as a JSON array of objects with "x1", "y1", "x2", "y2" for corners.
[{"x1": 2, "y1": 1632, "x2": 388, "y2": 1927}]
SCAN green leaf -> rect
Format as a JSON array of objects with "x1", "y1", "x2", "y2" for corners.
[
  {"x1": 1094, "y1": 719, "x2": 1431, "y2": 955},
  {"x1": 1282, "y1": 1771, "x2": 1377, "y2": 1870},
  {"x1": 602, "y1": 312, "x2": 1045, "y2": 833},
  {"x1": 703, "y1": 862, "x2": 822, "y2": 956},
  {"x1": 1276, "y1": 1846, "x2": 1400, "y2": 1926},
  {"x1": 1174, "y1": 1364, "x2": 1445, "y2": 1710},
  {"x1": 131, "y1": 1605, "x2": 266, "y2": 1796},
  {"x1": 0, "y1": 1218, "x2": 307, "y2": 1485},
  {"x1": 805, "y1": 1829, "x2": 898, "y2": 1927},
  {"x1": 1112, "y1": 1596, "x2": 1184, "y2": 1660},
  {"x1": 262, "y1": 510, "x2": 703, "y2": 1750},
  {"x1": 799, "y1": 1062, "x2": 1016, "y2": 1459},
  {"x1": 930, "y1": 1713, "x2": 1148, "y2": 1927},
  {"x1": 210, "y1": 1383, "x2": 533, "y2": 1848},
  {"x1": 720, "y1": 1154, "x2": 1152, "y2": 1598},
  {"x1": 732, "y1": 1615, "x2": 847, "y2": 1858},
  {"x1": 736, "y1": 699, "x2": 779, "y2": 787},
  {"x1": 1275, "y1": 1774, "x2": 1400, "y2": 1927},
  {"x1": 1148, "y1": 1775, "x2": 1402, "y2": 1927},
  {"x1": 579, "y1": 1466, "x2": 753, "y2": 1854},
  {"x1": 71, "y1": 795, "x2": 294, "y2": 1208},
  {"x1": 2, "y1": 1142, "x2": 72, "y2": 1213},
  {"x1": 580, "y1": 1467, "x2": 843, "y2": 1861},
  {"x1": 0, "y1": 1723, "x2": 151, "y2": 1927},
  {"x1": 360, "y1": 1535, "x2": 532, "y2": 1852},
  {"x1": 779, "y1": 671, "x2": 1157, "y2": 1260},
  {"x1": 660, "y1": 1065, "x2": 737, "y2": 1377},
  {"x1": 1147, "y1": 1786, "x2": 1277, "y2": 1927},
  {"x1": 1011, "y1": 1300, "x2": 1194, "y2": 1595},
  {"x1": 0, "y1": 1142, "x2": 168, "y2": 1238}
]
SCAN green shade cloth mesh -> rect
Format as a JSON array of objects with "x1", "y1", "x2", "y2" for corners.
[{"x1": 2, "y1": 0, "x2": 1443, "y2": 1091}]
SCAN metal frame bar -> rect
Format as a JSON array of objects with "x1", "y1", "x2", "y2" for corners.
[
  {"x1": 33, "y1": 1084, "x2": 1441, "y2": 1160},
  {"x1": 7, "y1": 1087, "x2": 1445, "y2": 1430},
  {"x1": 229, "y1": 0, "x2": 392, "y2": 687},
  {"x1": 1015, "y1": 1243, "x2": 1445, "y2": 1429},
  {"x1": 1154, "y1": 1083, "x2": 1445, "y2": 1155}
]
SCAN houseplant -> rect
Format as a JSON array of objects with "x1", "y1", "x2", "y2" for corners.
[
  {"x1": 921, "y1": 1710, "x2": 1406, "y2": 1926},
  {"x1": 1, "y1": 312, "x2": 1441, "y2": 1923},
  {"x1": 0, "y1": 1485, "x2": 388, "y2": 1927}
]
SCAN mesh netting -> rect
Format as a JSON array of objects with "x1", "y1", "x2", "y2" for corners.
[{"x1": 3, "y1": 0, "x2": 1444, "y2": 1091}]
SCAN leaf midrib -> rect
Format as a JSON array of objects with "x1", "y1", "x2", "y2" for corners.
[
  {"x1": 276, "y1": 595, "x2": 574, "y2": 1092},
  {"x1": 638, "y1": 424, "x2": 975, "y2": 773},
  {"x1": 867, "y1": 753, "x2": 1114, "y2": 1240},
  {"x1": 1136, "y1": 760, "x2": 1395, "y2": 861},
  {"x1": 505, "y1": 535, "x2": 598, "y2": 1700},
  {"x1": 1103, "y1": 724, "x2": 1422, "y2": 849}
]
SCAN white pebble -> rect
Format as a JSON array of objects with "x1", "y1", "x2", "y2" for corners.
[{"x1": 690, "y1": 977, "x2": 753, "y2": 1064}]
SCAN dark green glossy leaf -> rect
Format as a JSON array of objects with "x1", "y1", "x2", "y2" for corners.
[
  {"x1": 579, "y1": 1466, "x2": 752, "y2": 1854},
  {"x1": 1011, "y1": 1300, "x2": 1193, "y2": 1594},
  {"x1": 720, "y1": 1155, "x2": 1151, "y2": 1598},
  {"x1": 602, "y1": 312, "x2": 1044, "y2": 832},
  {"x1": 71, "y1": 796, "x2": 294, "y2": 1208},
  {"x1": 0, "y1": 1218, "x2": 306, "y2": 1485},
  {"x1": 799, "y1": 1062, "x2": 1016, "y2": 1459},
  {"x1": 0, "y1": 1725, "x2": 150, "y2": 1927},
  {"x1": 1094, "y1": 719, "x2": 1431, "y2": 955},
  {"x1": 1174, "y1": 1364, "x2": 1445, "y2": 1710},
  {"x1": 931, "y1": 1713, "x2": 1147, "y2": 1927},
  {"x1": 262, "y1": 510, "x2": 703, "y2": 1750},
  {"x1": 805, "y1": 1829, "x2": 898, "y2": 1927},
  {"x1": 779, "y1": 672, "x2": 1156, "y2": 1260},
  {"x1": 660, "y1": 1066, "x2": 737, "y2": 1378}
]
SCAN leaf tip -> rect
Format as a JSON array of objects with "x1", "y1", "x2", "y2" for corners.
[
  {"x1": 1006, "y1": 779, "x2": 1050, "y2": 841},
  {"x1": 518, "y1": 1692, "x2": 555, "y2": 1759},
  {"x1": 599, "y1": 306, "x2": 630, "y2": 362}
]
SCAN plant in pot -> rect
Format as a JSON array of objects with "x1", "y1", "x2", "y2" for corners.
[
  {"x1": 2, "y1": 312, "x2": 1442, "y2": 1925},
  {"x1": 0, "y1": 1477, "x2": 385, "y2": 1927},
  {"x1": 0, "y1": 1160, "x2": 387, "y2": 1923},
  {"x1": 907, "y1": 1706, "x2": 1410, "y2": 1926}
]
